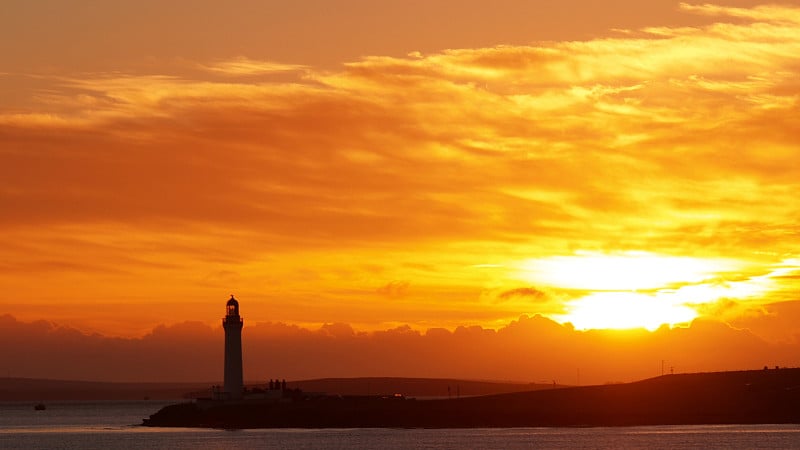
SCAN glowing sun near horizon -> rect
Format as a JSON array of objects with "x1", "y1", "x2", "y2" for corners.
[{"x1": 514, "y1": 252, "x2": 759, "y2": 331}]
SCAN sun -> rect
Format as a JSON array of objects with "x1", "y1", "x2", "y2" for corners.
[
  {"x1": 555, "y1": 292, "x2": 698, "y2": 331},
  {"x1": 517, "y1": 251, "x2": 728, "y2": 291},
  {"x1": 513, "y1": 251, "x2": 741, "y2": 330}
]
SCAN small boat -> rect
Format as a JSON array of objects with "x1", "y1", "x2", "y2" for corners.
[{"x1": 34, "y1": 403, "x2": 46, "y2": 411}]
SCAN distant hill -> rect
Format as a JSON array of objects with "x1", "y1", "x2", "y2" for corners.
[
  {"x1": 281, "y1": 377, "x2": 554, "y2": 398},
  {"x1": 0, "y1": 378, "x2": 209, "y2": 401},
  {"x1": 0, "y1": 377, "x2": 547, "y2": 401}
]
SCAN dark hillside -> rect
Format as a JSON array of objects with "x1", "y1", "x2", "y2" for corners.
[{"x1": 144, "y1": 368, "x2": 800, "y2": 428}]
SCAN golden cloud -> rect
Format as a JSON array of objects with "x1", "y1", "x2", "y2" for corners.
[{"x1": 1, "y1": 3, "x2": 799, "y2": 335}]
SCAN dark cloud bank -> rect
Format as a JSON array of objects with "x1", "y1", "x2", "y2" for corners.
[{"x1": 2, "y1": 312, "x2": 797, "y2": 385}]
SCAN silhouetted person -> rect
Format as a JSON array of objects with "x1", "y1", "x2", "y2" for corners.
[
  {"x1": 282, "y1": 379, "x2": 287, "y2": 391},
  {"x1": 269, "y1": 379, "x2": 274, "y2": 390}
]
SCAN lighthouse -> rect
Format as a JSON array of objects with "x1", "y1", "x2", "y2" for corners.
[{"x1": 223, "y1": 295, "x2": 244, "y2": 400}]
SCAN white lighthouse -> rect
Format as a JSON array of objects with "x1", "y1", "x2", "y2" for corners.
[{"x1": 223, "y1": 294, "x2": 244, "y2": 400}]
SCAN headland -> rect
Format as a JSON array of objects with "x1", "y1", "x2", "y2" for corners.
[{"x1": 143, "y1": 367, "x2": 800, "y2": 428}]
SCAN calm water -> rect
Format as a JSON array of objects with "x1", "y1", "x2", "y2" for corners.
[{"x1": 2, "y1": 401, "x2": 800, "y2": 449}]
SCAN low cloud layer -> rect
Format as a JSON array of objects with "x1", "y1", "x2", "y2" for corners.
[{"x1": 1, "y1": 313, "x2": 797, "y2": 385}]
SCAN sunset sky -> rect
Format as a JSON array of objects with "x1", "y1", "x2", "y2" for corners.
[{"x1": 1, "y1": 1, "x2": 799, "y2": 384}]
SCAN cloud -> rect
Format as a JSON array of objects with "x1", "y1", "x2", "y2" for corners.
[
  {"x1": 1, "y1": 314, "x2": 797, "y2": 385},
  {"x1": 319, "y1": 322, "x2": 358, "y2": 338},
  {"x1": 497, "y1": 287, "x2": 547, "y2": 302},
  {"x1": 1, "y1": 3, "x2": 799, "y2": 335},
  {"x1": 198, "y1": 57, "x2": 307, "y2": 76},
  {"x1": 679, "y1": 3, "x2": 800, "y2": 23},
  {"x1": 377, "y1": 281, "x2": 410, "y2": 298}
]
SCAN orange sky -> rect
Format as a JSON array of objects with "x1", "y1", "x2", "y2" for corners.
[{"x1": 1, "y1": 1, "x2": 799, "y2": 383}]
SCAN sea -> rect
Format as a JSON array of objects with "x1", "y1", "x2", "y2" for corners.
[{"x1": 2, "y1": 401, "x2": 800, "y2": 449}]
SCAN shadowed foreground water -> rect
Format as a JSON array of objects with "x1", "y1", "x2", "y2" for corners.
[{"x1": 2, "y1": 401, "x2": 800, "y2": 449}]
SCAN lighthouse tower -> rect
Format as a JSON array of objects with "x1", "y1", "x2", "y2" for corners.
[{"x1": 223, "y1": 295, "x2": 244, "y2": 400}]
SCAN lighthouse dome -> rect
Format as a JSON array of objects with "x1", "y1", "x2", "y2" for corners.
[{"x1": 226, "y1": 295, "x2": 239, "y2": 316}]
